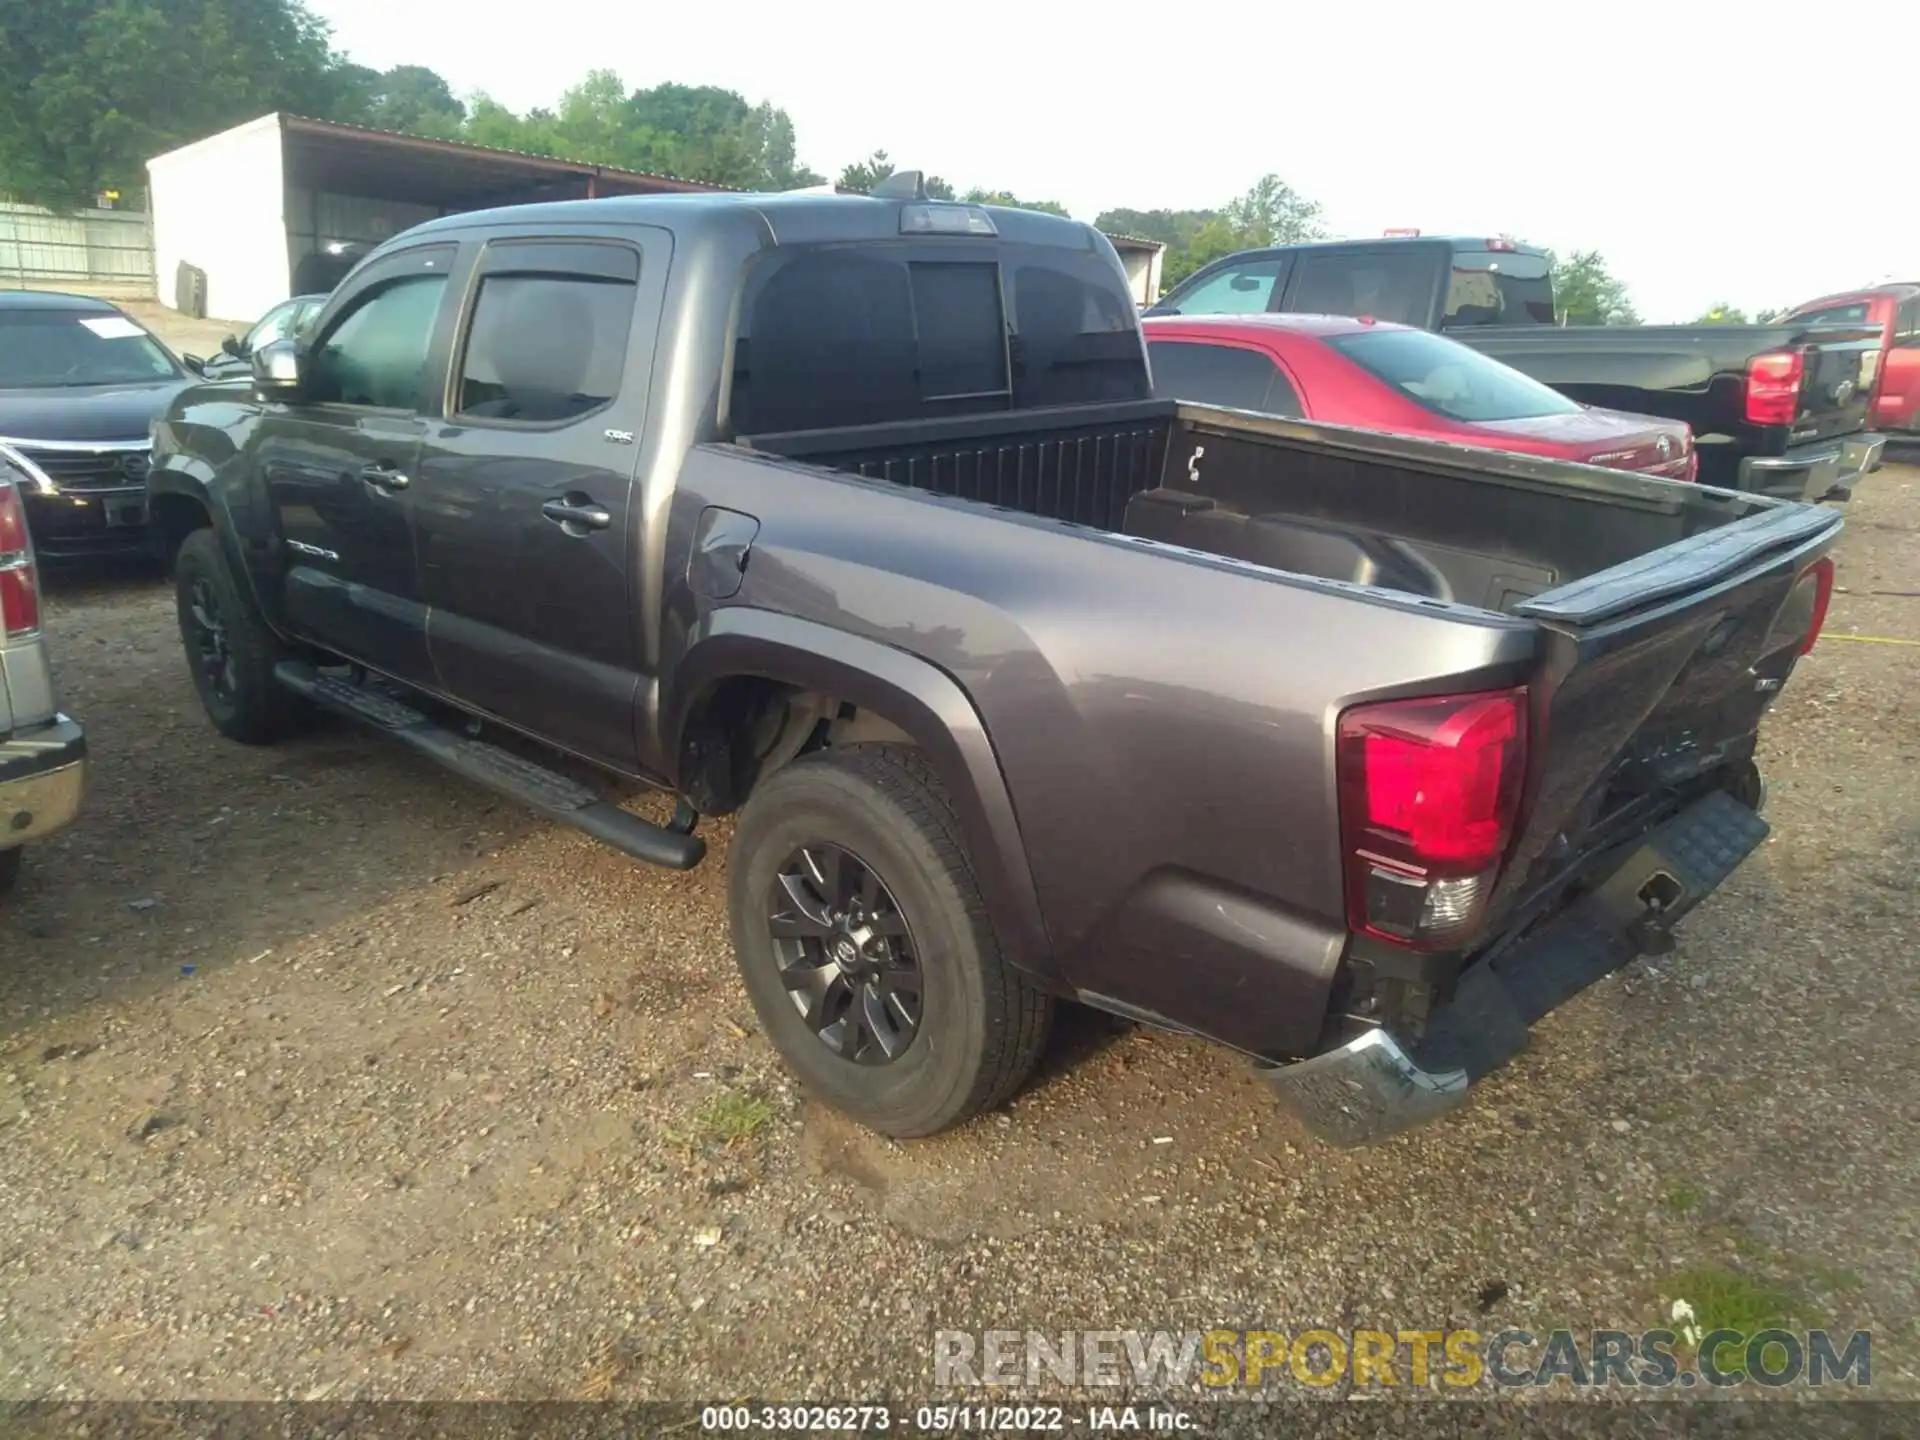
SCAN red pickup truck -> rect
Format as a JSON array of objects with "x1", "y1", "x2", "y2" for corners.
[{"x1": 1781, "y1": 282, "x2": 1920, "y2": 435}]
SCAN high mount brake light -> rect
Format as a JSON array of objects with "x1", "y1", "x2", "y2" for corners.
[{"x1": 1336, "y1": 687, "x2": 1529, "y2": 949}]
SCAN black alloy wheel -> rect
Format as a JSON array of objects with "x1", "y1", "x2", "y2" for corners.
[
  {"x1": 766, "y1": 843, "x2": 923, "y2": 1064},
  {"x1": 186, "y1": 575, "x2": 237, "y2": 706}
]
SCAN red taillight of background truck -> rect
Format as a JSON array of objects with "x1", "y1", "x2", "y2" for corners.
[
  {"x1": 1336, "y1": 687, "x2": 1530, "y2": 950},
  {"x1": 1744, "y1": 350, "x2": 1803, "y2": 426}
]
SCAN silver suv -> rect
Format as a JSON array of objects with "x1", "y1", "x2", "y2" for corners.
[{"x1": 0, "y1": 458, "x2": 86, "y2": 893}]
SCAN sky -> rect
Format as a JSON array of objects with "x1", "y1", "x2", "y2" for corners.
[{"x1": 310, "y1": 0, "x2": 1918, "y2": 323}]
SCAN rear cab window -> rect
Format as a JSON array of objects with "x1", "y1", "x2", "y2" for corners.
[
  {"x1": 727, "y1": 241, "x2": 1146, "y2": 435},
  {"x1": 1442, "y1": 249, "x2": 1555, "y2": 327},
  {"x1": 1283, "y1": 248, "x2": 1439, "y2": 328},
  {"x1": 1787, "y1": 300, "x2": 1876, "y2": 327},
  {"x1": 1329, "y1": 326, "x2": 1581, "y2": 422}
]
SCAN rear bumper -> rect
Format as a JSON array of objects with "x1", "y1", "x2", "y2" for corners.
[
  {"x1": 0, "y1": 714, "x2": 88, "y2": 849},
  {"x1": 1738, "y1": 432, "x2": 1885, "y2": 502},
  {"x1": 1260, "y1": 789, "x2": 1768, "y2": 1147}
]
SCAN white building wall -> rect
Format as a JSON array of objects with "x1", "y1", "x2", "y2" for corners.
[
  {"x1": 1106, "y1": 240, "x2": 1166, "y2": 307},
  {"x1": 146, "y1": 114, "x2": 289, "y2": 322}
]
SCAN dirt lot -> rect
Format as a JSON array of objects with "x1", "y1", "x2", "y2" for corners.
[{"x1": 2, "y1": 469, "x2": 1916, "y2": 1409}]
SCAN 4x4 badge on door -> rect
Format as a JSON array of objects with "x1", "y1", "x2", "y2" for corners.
[{"x1": 286, "y1": 539, "x2": 340, "y2": 563}]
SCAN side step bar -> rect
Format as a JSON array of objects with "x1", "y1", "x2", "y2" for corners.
[{"x1": 273, "y1": 661, "x2": 705, "y2": 871}]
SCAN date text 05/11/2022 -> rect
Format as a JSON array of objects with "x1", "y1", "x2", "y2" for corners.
[{"x1": 697, "y1": 1404, "x2": 1197, "y2": 1432}]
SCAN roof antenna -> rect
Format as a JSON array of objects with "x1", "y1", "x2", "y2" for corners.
[{"x1": 869, "y1": 170, "x2": 929, "y2": 202}]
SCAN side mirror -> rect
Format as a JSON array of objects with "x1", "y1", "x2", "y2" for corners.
[
  {"x1": 220, "y1": 334, "x2": 242, "y2": 357},
  {"x1": 182, "y1": 354, "x2": 207, "y2": 375},
  {"x1": 251, "y1": 338, "x2": 302, "y2": 397}
]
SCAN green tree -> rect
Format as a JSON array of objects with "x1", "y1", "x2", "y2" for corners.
[
  {"x1": 444, "y1": 75, "x2": 822, "y2": 190},
  {"x1": 835, "y1": 149, "x2": 950, "y2": 197},
  {"x1": 1094, "y1": 206, "x2": 1217, "y2": 248},
  {"x1": 964, "y1": 188, "x2": 1070, "y2": 217},
  {"x1": 1547, "y1": 249, "x2": 1640, "y2": 326},
  {"x1": 336, "y1": 63, "x2": 465, "y2": 138},
  {"x1": 1693, "y1": 303, "x2": 1751, "y2": 324},
  {"x1": 1128, "y1": 175, "x2": 1325, "y2": 287},
  {"x1": 0, "y1": 0, "x2": 356, "y2": 209}
]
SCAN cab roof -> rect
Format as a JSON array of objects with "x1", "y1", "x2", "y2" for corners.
[{"x1": 399, "y1": 190, "x2": 1107, "y2": 254}]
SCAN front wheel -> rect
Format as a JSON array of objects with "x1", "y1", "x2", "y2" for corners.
[
  {"x1": 173, "y1": 529, "x2": 307, "y2": 745},
  {"x1": 727, "y1": 744, "x2": 1052, "y2": 1138}
]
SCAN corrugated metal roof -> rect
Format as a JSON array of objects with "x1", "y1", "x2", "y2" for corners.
[
  {"x1": 283, "y1": 114, "x2": 738, "y2": 193},
  {"x1": 1101, "y1": 232, "x2": 1168, "y2": 251}
]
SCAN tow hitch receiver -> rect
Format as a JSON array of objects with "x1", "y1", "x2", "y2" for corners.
[{"x1": 1262, "y1": 789, "x2": 1770, "y2": 1146}]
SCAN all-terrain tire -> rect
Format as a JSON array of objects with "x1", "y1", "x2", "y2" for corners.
[
  {"x1": 727, "y1": 743, "x2": 1052, "y2": 1137},
  {"x1": 173, "y1": 528, "x2": 307, "y2": 745}
]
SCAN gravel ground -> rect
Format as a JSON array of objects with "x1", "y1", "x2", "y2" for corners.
[{"x1": 1, "y1": 469, "x2": 1916, "y2": 1417}]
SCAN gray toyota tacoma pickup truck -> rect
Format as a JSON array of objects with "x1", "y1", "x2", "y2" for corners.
[
  {"x1": 0, "y1": 462, "x2": 88, "y2": 894},
  {"x1": 146, "y1": 179, "x2": 1840, "y2": 1145}
]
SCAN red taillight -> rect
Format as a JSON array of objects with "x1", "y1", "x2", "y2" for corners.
[
  {"x1": 1337, "y1": 688, "x2": 1529, "y2": 949},
  {"x1": 1684, "y1": 449, "x2": 1699, "y2": 482},
  {"x1": 1799, "y1": 556, "x2": 1836, "y2": 656},
  {"x1": 1745, "y1": 350, "x2": 1803, "y2": 426},
  {"x1": 0, "y1": 481, "x2": 41, "y2": 637}
]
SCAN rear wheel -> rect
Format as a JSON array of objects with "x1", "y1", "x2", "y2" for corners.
[
  {"x1": 173, "y1": 529, "x2": 306, "y2": 744},
  {"x1": 727, "y1": 744, "x2": 1052, "y2": 1137}
]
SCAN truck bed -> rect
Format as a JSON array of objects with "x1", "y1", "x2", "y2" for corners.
[
  {"x1": 749, "y1": 394, "x2": 1837, "y2": 885},
  {"x1": 744, "y1": 397, "x2": 1828, "y2": 622}
]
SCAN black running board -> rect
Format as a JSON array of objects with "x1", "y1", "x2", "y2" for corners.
[{"x1": 273, "y1": 661, "x2": 705, "y2": 870}]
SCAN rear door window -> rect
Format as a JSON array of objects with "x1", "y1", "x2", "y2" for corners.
[
  {"x1": 1284, "y1": 248, "x2": 1437, "y2": 327},
  {"x1": 455, "y1": 241, "x2": 641, "y2": 424},
  {"x1": 1148, "y1": 339, "x2": 1301, "y2": 417},
  {"x1": 1442, "y1": 250, "x2": 1555, "y2": 326}
]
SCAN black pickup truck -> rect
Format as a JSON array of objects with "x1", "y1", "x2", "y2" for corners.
[
  {"x1": 147, "y1": 183, "x2": 1839, "y2": 1147},
  {"x1": 1148, "y1": 236, "x2": 1886, "y2": 502}
]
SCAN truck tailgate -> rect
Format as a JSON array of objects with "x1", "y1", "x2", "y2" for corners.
[
  {"x1": 1490, "y1": 497, "x2": 1840, "y2": 917},
  {"x1": 1789, "y1": 323, "x2": 1882, "y2": 446}
]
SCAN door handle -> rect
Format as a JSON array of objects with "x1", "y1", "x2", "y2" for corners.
[
  {"x1": 541, "y1": 497, "x2": 612, "y2": 532},
  {"x1": 359, "y1": 464, "x2": 410, "y2": 491}
]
